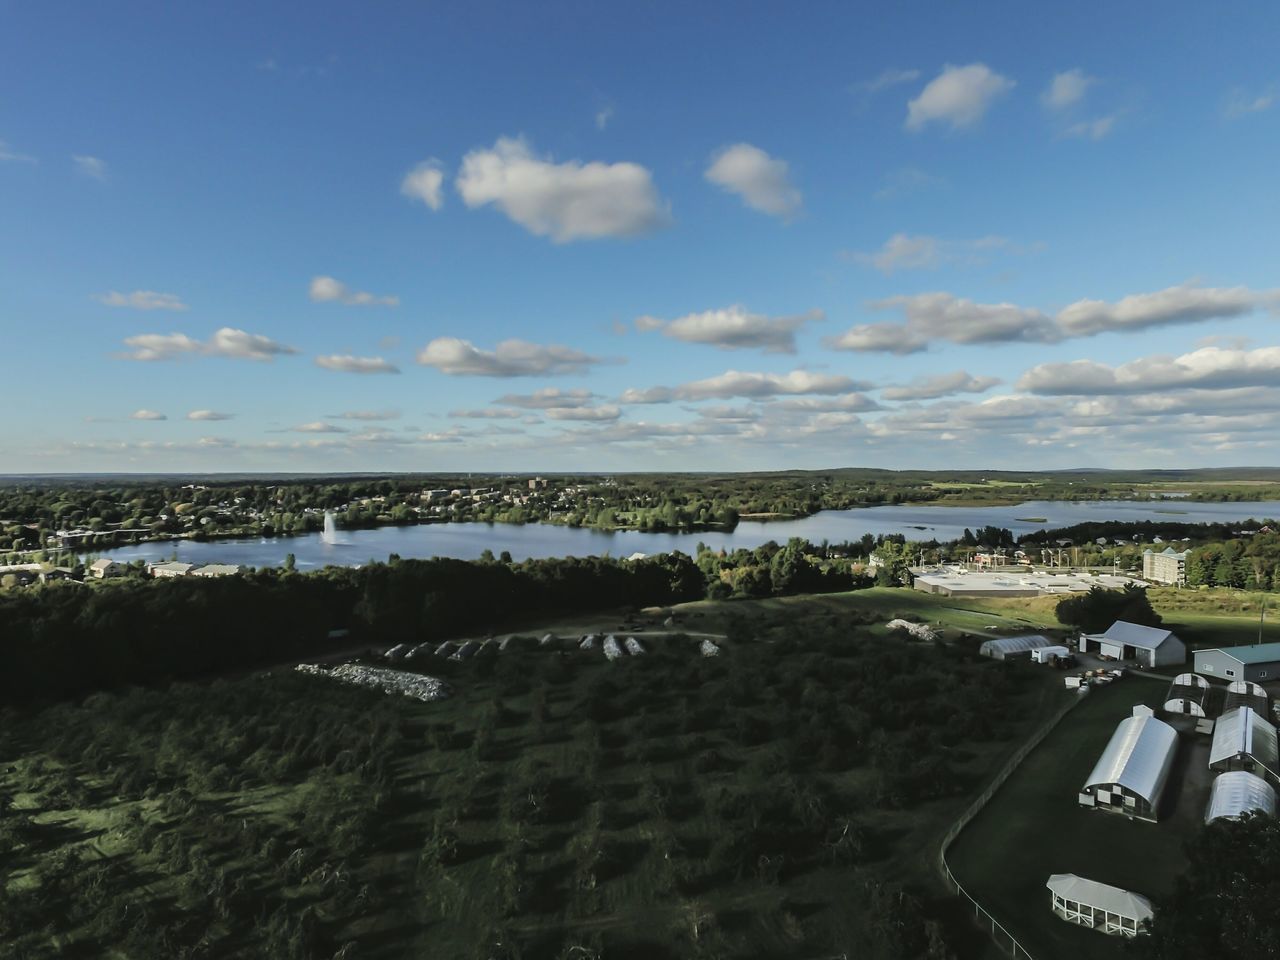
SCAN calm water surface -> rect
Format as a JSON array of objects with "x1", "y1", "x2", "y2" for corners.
[{"x1": 93, "y1": 499, "x2": 1280, "y2": 569}]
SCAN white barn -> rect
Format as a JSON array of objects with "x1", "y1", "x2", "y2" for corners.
[
  {"x1": 1206, "y1": 771, "x2": 1277, "y2": 823},
  {"x1": 1079, "y1": 705, "x2": 1179, "y2": 822},
  {"x1": 1209, "y1": 707, "x2": 1280, "y2": 783},
  {"x1": 1046, "y1": 874, "x2": 1153, "y2": 937},
  {"x1": 1080, "y1": 621, "x2": 1185, "y2": 668}
]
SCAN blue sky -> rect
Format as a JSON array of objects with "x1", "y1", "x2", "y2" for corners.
[{"x1": 2, "y1": 1, "x2": 1279, "y2": 472}]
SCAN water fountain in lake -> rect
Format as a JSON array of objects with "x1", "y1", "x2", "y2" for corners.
[{"x1": 321, "y1": 511, "x2": 342, "y2": 545}]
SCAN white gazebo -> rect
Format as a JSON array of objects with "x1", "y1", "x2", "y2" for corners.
[{"x1": 1046, "y1": 874, "x2": 1153, "y2": 937}]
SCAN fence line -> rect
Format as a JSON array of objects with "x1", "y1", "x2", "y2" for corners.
[{"x1": 936, "y1": 688, "x2": 1089, "y2": 960}]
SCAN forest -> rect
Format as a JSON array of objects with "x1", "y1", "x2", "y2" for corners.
[{"x1": 0, "y1": 596, "x2": 1045, "y2": 960}]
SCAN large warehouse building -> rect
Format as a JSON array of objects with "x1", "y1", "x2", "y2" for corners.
[
  {"x1": 1195, "y1": 643, "x2": 1280, "y2": 684},
  {"x1": 1080, "y1": 621, "x2": 1185, "y2": 669},
  {"x1": 1079, "y1": 705, "x2": 1179, "y2": 822}
]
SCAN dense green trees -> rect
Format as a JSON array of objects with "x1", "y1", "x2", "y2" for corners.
[
  {"x1": 1138, "y1": 815, "x2": 1280, "y2": 960},
  {"x1": 1055, "y1": 584, "x2": 1163, "y2": 633}
]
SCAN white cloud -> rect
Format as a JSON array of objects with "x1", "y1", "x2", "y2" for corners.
[
  {"x1": 849, "y1": 234, "x2": 941, "y2": 273},
  {"x1": 1042, "y1": 69, "x2": 1095, "y2": 110},
  {"x1": 852, "y1": 68, "x2": 921, "y2": 97},
  {"x1": 1225, "y1": 87, "x2": 1276, "y2": 118},
  {"x1": 1056, "y1": 282, "x2": 1263, "y2": 336},
  {"x1": 1064, "y1": 115, "x2": 1117, "y2": 140},
  {"x1": 121, "y1": 327, "x2": 298, "y2": 362},
  {"x1": 906, "y1": 63, "x2": 1014, "y2": 131},
  {"x1": 828, "y1": 292, "x2": 1057, "y2": 354},
  {"x1": 186, "y1": 410, "x2": 234, "y2": 421},
  {"x1": 401, "y1": 160, "x2": 445, "y2": 211},
  {"x1": 639, "y1": 305, "x2": 821, "y2": 353},
  {"x1": 494, "y1": 387, "x2": 598, "y2": 409},
  {"x1": 545, "y1": 404, "x2": 621, "y2": 421},
  {"x1": 130, "y1": 409, "x2": 167, "y2": 421},
  {"x1": 73, "y1": 155, "x2": 107, "y2": 180},
  {"x1": 881, "y1": 371, "x2": 1001, "y2": 401},
  {"x1": 449, "y1": 407, "x2": 526, "y2": 419},
  {"x1": 873, "y1": 167, "x2": 943, "y2": 201},
  {"x1": 1018, "y1": 346, "x2": 1280, "y2": 395},
  {"x1": 624, "y1": 369, "x2": 868, "y2": 404},
  {"x1": 455, "y1": 136, "x2": 670, "y2": 242},
  {"x1": 314, "y1": 354, "x2": 401, "y2": 374},
  {"x1": 292, "y1": 421, "x2": 347, "y2": 434},
  {"x1": 417, "y1": 337, "x2": 602, "y2": 377},
  {"x1": 327, "y1": 410, "x2": 400, "y2": 421},
  {"x1": 95, "y1": 290, "x2": 189, "y2": 311},
  {"x1": 595, "y1": 105, "x2": 615, "y2": 131},
  {"x1": 704, "y1": 143, "x2": 802, "y2": 219},
  {"x1": 308, "y1": 275, "x2": 399, "y2": 307},
  {"x1": 0, "y1": 140, "x2": 36, "y2": 163}
]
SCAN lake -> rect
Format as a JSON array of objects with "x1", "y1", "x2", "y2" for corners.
[{"x1": 91, "y1": 499, "x2": 1280, "y2": 570}]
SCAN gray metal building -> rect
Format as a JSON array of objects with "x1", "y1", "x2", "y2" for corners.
[{"x1": 1194, "y1": 643, "x2": 1280, "y2": 684}]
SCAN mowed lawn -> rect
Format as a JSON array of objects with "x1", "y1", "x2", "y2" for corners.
[{"x1": 948, "y1": 677, "x2": 1206, "y2": 960}]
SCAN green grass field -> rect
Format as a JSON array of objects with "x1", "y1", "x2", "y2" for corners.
[{"x1": 948, "y1": 677, "x2": 1203, "y2": 960}]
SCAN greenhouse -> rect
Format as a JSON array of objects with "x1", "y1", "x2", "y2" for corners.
[{"x1": 1205, "y1": 771, "x2": 1277, "y2": 823}]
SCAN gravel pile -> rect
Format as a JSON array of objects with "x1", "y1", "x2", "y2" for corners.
[
  {"x1": 603, "y1": 635, "x2": 623, "y2": 661},
  {"x1": 700, "y1": 639, "x2": 721, "y2": 657},
  {"x1": 624, "y1": 637, "x2": 645, "y2": 656}
]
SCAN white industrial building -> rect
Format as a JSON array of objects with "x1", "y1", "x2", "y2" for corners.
[
  {"x1": 1080, "y1": 621, "x2": 1186, "y2": 669},
  {"x1": 1163, "y1": 673, "x2": 1209, "y2": 717},
  {"x1": 1046, "y1": 874, "x2": 1153, "y2": 937},
  {"x1": 1080, "y1": 705, "x2": 1179, "y2": 822},
  {"x1": 979, "y1": 634, "x2": 1057, "y2": 660},
  {"x1": 1205, "y1": 771, "x2": 1277, "y2": 823},
  {"x1": 1209, "y1": 707, "x2": 1280, "y2": 783}
]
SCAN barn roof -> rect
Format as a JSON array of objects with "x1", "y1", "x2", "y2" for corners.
[{"x1": 1046, "y1": 874, "x2": 1153, "y2": 922}]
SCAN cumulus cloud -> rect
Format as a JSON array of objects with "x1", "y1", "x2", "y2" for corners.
[
  {"x1": 309, "y1": 275, "x2": 399, "y2": 307},
  {"x1": 906, "y1": 63, "x2": 1014, "y2": 131},
  {"x1": 704, "y1": 143, "x2": 802, "y2": 219},
  {"x1": 1042, "y1": 69, "x2": 1095, "y2": 110},
  {"x1": 827, "y1": 293, "x2": 1057, "y2": 354},
  {"x1": 417, "y1": 337, "x2": 602, "y2": 377},
  {"x1": 1056, "y1": 282, "x2": 1263, "y2": 336},
  {"x1": 638, "y1": 305, "x2": 822, "y2": 353},
  {"x1": 545, "y1": 404, "x2": 622, "y2": 421},
  {"x1": 881, "y1": 371, "x2": 1002, "y2": 401},
  {"x1": 130, "y1": 409, "x2": 167, "y2": 421},
  {"x1": 623, "y1": 369, "x2": 869, "y2": 404},
  {"x1": 73, "y1": 155, "x2": 107, "y2": 180},
  {"x1": 401, "y1": 160, "x2": 445, "y2": 210},
  {"x1": 291, "y1": 421, "x2": 348, "y2": 434},
  {"x1": 121, "y1": 328, "x2": 298, "y2": 362},
  {"x1": 494, "y1": 387, "x2": 598, "y2": 409},
  {"x1": 1018, "y1": 346, "x2": 1280, "y2": 395},
  {"x1": 186, "y1": 410, "x2": 234, "y2": 421},
  {"x1": 314, "y1": 354, "x2": 401, "y2": 374},
  {"x1": 450, "y1": 407, "x2": 526, "y2": 420},
  {"x1": 326, "y1": 410, "x2": 401, "y2": 421},
  {"x1": 851, "y1": 68, "x2": 921, "y2": 98},
  {"x1": 455, "y1": 136, "x2": 670, "y2": 242},
  {"x1": 96, "y1": 290, "x2": 188, "y2": 311}
]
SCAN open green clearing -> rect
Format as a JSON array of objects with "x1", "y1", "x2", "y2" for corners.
[
  {"x1": 948, "y1": 677, "x2": 1203, "y2": 960},
  {"x1": 0, "y1": 593, "x2": 1072, "y2": 960}
]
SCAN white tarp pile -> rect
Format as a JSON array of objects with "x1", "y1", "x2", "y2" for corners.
[
  {"x1": 700, "y1": 639, "x2": 721, "y2": 657},
  {"x1": 885, "y1": 619, "x2": 938, "y2": 641},
  {"x1": 625, "y1": 637, "x2": 645, "y2": 656},
  {"x1": 603, "y1": 635, "x2": 623, "y2": 661},
  {"x1": 295, "y1": 663, "x2": 451, "y2": 702},
  {"x1": 580, "y1": 635, "x2": 597, "y2": 650}
]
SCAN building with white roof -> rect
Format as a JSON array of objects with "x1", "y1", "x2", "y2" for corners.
[
  {"x1": 979, "y1": 635, "x2": 1057, "y2": 660},
  {"x1": 1205, "y1": 771, "x2": 1277, "y2": 823},
  {"x1": 1209, "y1": 707, "x2": 1279, "y2": 783},
  {"x1": 1079, "y1": 705, "x2": 1179, "y2": 822},
  {"x1": 1046, "y1": 874, "x2": 1153, "y2": 937},
  {"x1": 1080, "y1": 621, "x2": 1185, "y2": 669}
]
